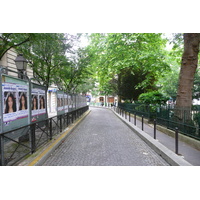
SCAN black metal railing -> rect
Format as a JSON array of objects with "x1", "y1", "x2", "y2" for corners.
[
  {"x1": 118, "y1": 103, "x2": 200, "y2": 141},
  {"x1": 114, "y1": 105, "x2": 181, "y2": 155},
  {"x1": 0, "y1": 106, "x2": 89, "y2": 166}
]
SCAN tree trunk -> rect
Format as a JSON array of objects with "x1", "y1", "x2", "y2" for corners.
[{"x1": 175, "y1": 33, "x2": 200, "y2": 121}]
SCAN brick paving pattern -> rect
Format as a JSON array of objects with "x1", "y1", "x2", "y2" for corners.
[{"x1": 42, "y1": 107, "x2": 169, "y2": 166}]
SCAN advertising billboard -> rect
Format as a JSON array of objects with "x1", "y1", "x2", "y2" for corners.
[
  {"x1": 57, "y1": 90, "x2": 65, "y2": 115},
  {"x1": 31, "y1": 83, "x2": 47, "y2": 123},
  {"x1": 1, "y1": 75, "x2": 29, "y2": 133},
  {"x1": 64, "y1": 93, "x2": 69, "y2": 113}
]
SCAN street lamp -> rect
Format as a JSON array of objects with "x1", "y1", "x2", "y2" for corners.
[{"x1": 14, "y1": 54, "x2": 28, "y2": 79}]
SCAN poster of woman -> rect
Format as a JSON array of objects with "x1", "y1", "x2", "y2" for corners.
[
  {"x1": 19, "y1": 92, "x2": 27, "y2": 110},
  {"x1": 4, "y1": 92, "x2": 17, "y2": 114},
  {"x1": 31, "y1": 84, "x2": 47, "y2": 123},
  {"x1": 17, "y1": 92, "x2": 28, "y2": 119},
  {"x1": 3, "y1": 91, "x2": 17, "y2": 123},
  {"x1": 2, "y1": 81, "x2": 17, "y2": 123},
  {"x1": 39, "y1": 95, "x2": 46, "y2": 115},
  {"x1": 32, "y1": 95, "x2": 38, "y2": 110},
  {"x1": 2, "y1": 78, "x2": 30, "y2": 130},
  {"x1": 64, "y1": 94, "x2": 68, "y2": 113},
  {"x1": 57, "y1": 93, "x2": 64, "y2": 112},
  {"x1": 17, "y1": 81, "x2": 28, "y2": 120}
]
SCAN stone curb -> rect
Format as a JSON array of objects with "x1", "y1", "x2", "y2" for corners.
[{"x1": 112, "y1": 109, "x2": 192, "y2": 166}]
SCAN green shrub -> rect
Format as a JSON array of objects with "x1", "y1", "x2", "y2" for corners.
[{"x1": 138, "y1": 91, "x2": 169, "y2": 105}]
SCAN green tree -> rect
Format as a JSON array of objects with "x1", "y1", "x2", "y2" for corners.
[
  {"x1": 87, "y1": 33, "x2": 169, "y2": 100},
  {"x1": 56, "y1": 47, "x2": 94, "y2": 94},
  {"x1": 175, "y1": 33, "x2": 200, "y2": 121},
  {"x1": 118, "y1": 66, "x2": 159, "y2": 102},
  {"x1": 0, "y1": 33, "x2": 34, "y2": 60},
  {"x1": 17, "y1": 33, "x2": 70, "y2": 90}
]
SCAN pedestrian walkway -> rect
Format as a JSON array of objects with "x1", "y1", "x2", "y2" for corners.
[
  {"x1": 42, "y1": 107, "x2": 169, "y2": 166},
  {"x1": 123, "y1": 110, "x2": 200, "y2": 166}
]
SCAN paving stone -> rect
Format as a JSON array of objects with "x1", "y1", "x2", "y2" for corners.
[{"x1": 42, "y1": 107, "x2": 169, "y2": 166}]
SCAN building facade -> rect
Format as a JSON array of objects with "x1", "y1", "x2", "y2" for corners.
[{"x1": 0, "y1": 48, "x2": 33, "y2": 78}]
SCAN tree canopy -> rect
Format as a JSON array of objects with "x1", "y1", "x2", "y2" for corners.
[
  {"x1": 87, "y1": 33, "x2": 170, "y2": 101},
  {"x1": 1, "y1": 32, "x2": 200, "y2": 111}
]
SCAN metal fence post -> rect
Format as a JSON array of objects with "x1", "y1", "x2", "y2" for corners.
[
  {"x1": 60, "y1": 115, "x2": 62, "y2": 132},
  {"x1": 134, "y1": 112, "x2": 136, "y2": 125},
  {"x1": 129, "y1": 112, "x2": 131, "y2": 122},
  {"x1": 67, "y1": 113, "x2": 69, "y2": 127},
  {"x1": 72, "y1": 112, "x2": 74, "y2": 123},
  {"x1": 30, "y1": 123, "x2": 36, "y2": 153},
  {"x1": 154, "y1": 119, "x2": 156, "y2": 139},
  {"x1": 142, "y1": 115, "x2": 144, "y2": 131},
  {"x1": 0, "y1": 134, "x2": 5, "y2": 166},
  {"x1": 49, "y1": 118, "x2": 52, "y2": 140},
  {"x1": 175, "y1": 127, "x2": 179, "y2": 154}
]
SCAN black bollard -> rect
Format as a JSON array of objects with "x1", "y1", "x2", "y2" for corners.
[
  {"x1": 154, "y1": 119, "x2": 156, "y2": 139},
  {"x1": 175, "y1": 127, "x2": 179, "y2": 154},
  {"x1": 142, "y1": 115, "x2": 144, "y2": 131},
  {"x1": 134, "y1": 113, "x2": 136, "y2": 125}
]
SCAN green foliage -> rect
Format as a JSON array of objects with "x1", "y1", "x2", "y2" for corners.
[
  {"x1": 118, "y1": 66, "x2": 158, "y2": 102},
  {"x1": 156, "y1": 55, "x2": 180, "y2": 100},
  {"x1": 1, "y1": 33, "x2": 96, "y2": 94},
  {"x1": 0, "y1": 33, "x2": 35, "y2": 60},
  {"x1": 138, "y1": 91, "x2": 169, "y2": 105},
  {"x1": 156, "y1": 34, "x2": 184, "y2": 100},
  {"x1": 56, "y1": 47, "x2": 95, "y2": 94},
  {"x1": 16, "y1": 33, "x2": 69, "y2": 89},
  {"x1": 87, "y1": 33, "x2": 170, "y2": 98},
  {"x1": 193, "y1": 69, "x2": 200, "y2": 100}
]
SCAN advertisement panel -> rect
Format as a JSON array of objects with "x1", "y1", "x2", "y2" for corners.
[
  {"x1": 68, "y1": 94, "x2": 73, "y2": 112},
  {"x1": 64, "y1": 93, "x2": 69, "y2": 113},
  {"x1": 57, "y1": 91, "x2": 65, "y2": 115},
  {"x1": 31, "y1": 83, "x2": 47, "y2": 123},
  {"x1": 2, "y1": 75, "x2": 29, "y2": 133}
]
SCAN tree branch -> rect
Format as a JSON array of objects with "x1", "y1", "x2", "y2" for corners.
[{"x1": 0, "y1": 37, "x2": 30, "y2": 60}]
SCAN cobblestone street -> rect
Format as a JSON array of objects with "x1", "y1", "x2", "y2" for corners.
[{"x1": 42, "y1": 107, "x2": 169, "y2": 166}]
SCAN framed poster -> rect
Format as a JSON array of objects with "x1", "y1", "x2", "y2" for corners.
[
  {"x1": 1, "y1": 75, "x2": 29, "y2": 133},
  {"x1": 64, "y1": 93, "x2": 69, "y2": 113},
  {"x1": 57, "y1": 91, "x2": 65, "y2": 115},
  {"x1": 31, "y1": 83, "x2": 47, "y2": 123}
]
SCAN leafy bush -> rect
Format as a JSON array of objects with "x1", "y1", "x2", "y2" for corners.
[{"x1": 138, "y1": 91, "x2": 169, "y2": 105}]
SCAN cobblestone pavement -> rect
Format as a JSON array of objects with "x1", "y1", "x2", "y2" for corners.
[{"x1": 42, "y1": 107, "x2": 169, "y2": 166}]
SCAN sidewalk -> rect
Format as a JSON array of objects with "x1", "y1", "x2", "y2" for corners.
[{"x1": 110, "y1": 107, "x2": 200, "y2": 166}]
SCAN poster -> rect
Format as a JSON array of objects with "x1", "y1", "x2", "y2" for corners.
[
  {"x1": 17, "y1": 85, "x2": 28, "y2": 119},
  {"x1": 3, "y1": 82, "x2": 28, "y2": 123},
  {"x1": 64, "y1": 93, "x2": 68, "y2": 113},
  {"x1": 3, "y1": 83, "x2": 17, "y2": 123},
  {"x1": 57, "y1": 93, "x2": 64, "y2": 112},
  {"x1": 31, "y1": 86, "x2": 46, "y2": 122},
  {"x1": 68, "y1": 95, "x2": 73, "y2": 111},
  {"x1": 31, "y1": 88, "x2": 39, "y2": 118},
  {"x1": 1, "y1": 75, "x2": 29, "y2": 133}
]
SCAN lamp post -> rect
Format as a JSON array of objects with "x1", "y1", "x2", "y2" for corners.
[
  {"x1": 14, "y1": 54, "x2": 28, "y2": 79},
  {"x1": 14, "y1": 54, "x2": 30, "y2": 142}
]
